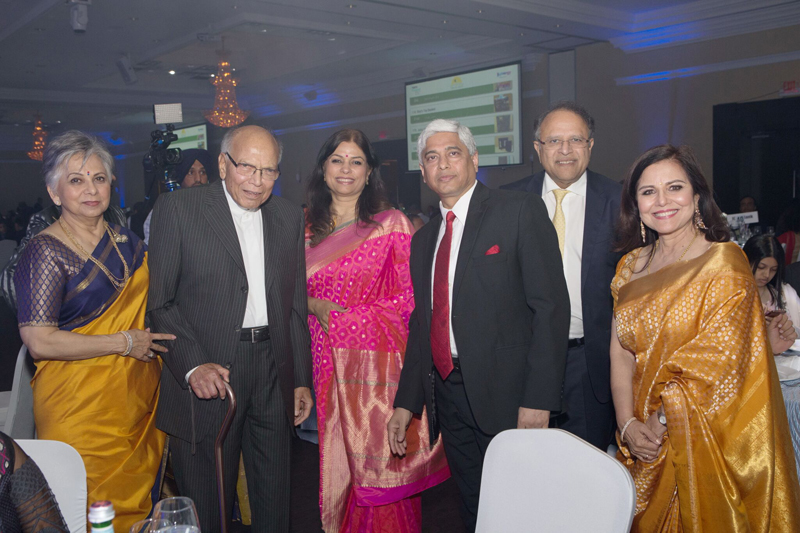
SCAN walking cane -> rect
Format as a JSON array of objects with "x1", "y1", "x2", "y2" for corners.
[{"x1": 215, "y1": 382, "x2": 237, "y2": 533}]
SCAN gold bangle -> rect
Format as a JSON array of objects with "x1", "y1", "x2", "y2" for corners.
[
  {"x1": 620, "y1": 416, "x2": 637, "y2": 443},
  {"x1": 120, "y1": 331, "x2": 133, "y2": 357}
]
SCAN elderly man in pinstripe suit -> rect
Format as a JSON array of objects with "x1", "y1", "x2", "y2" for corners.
[{"x1": 148, "y1": 125, "x2": 313, "y2": 533}]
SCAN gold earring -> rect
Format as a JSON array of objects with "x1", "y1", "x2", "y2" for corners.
[
  {"x1": 640, "y1": 220, "x2": 646, "y2": 242},
  {"x1": 694, "y1": 207, "x2": 707, "y2": 230}
]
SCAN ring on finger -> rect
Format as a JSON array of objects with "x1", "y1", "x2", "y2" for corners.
[{"x1": 147, "y1": 351, "x2": 155, "y2": 359}]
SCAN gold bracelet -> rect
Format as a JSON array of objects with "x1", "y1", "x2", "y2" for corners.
[
  {"x1": 120, "y1": 331, "x2": 133, "y2": 357},
  {"x1": 620, "y1": 416, "x2": 637, "y2": 443}
]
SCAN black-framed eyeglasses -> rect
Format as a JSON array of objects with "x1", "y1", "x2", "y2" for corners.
[
  {"x1": 535, "y1": 137, "x2": 591, "y2": 150},
  {"x1": 225, "y1": 152, "x2": 280, "y2": 181}
]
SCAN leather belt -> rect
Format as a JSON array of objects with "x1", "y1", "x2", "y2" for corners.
[
  {"x1": 240, "y1": 326, "x2": 270, "y2": 343},
  {"x1": 568, "y1": 337, "x2": 585, "y2": 349}
]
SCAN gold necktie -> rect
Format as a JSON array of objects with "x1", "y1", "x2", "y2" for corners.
[{"x1": 552, "y1": 189, "x2": 569, "y2": 256}]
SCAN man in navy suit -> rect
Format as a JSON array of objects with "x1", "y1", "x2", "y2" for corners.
[{"x1": 502, "y1": 101, "x2": 620, "y2": 450}]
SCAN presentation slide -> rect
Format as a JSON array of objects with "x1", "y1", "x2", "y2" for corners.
[
  {"x1": 172, "y1": 123, "x2": 208, "y2": 151},
  {"x1": 406, "y1": 62, "x2": 522, "y2": 170}
]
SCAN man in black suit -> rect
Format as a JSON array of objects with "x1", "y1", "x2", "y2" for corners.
[
  {"x1": 147, "y1": 125, "x2": 313, "y2": 533},
  {"x1": 387, "y1": 119, "x2": 569, "y2": 531},
  {"x1": 501, "y1": 101, "x2": 620, "y2": 450}
]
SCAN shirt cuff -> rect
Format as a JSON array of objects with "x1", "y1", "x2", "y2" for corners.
[{"x1": 185, "y1": 365, "x2": 199, "y2": 384}]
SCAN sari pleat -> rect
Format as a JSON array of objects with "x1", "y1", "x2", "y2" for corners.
[
  {"x1": 612, "y1": 242, "x2": 800, "y2": 532},
  {"x1": 307, "y1": 210, "x2": 448, "y2": 533}
]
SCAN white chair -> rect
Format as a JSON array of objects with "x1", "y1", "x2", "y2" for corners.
[
  {"x1": 3, "y1": 345, "x2": 36, "y2": 439},
  {"x1": 17, "y1": 439, "x2": 87, "y2": 533},
  {"x1": 475, "y1": 429, "x2": 635, "y2": 533}
]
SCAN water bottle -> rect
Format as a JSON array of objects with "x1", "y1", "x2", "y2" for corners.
[{"x1": 89, "y1": 500, "x2": 115, "y2": 533}]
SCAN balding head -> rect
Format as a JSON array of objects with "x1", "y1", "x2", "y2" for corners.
[{"x1": 218, "y1": 125, "x2": 282, "y2": 210}]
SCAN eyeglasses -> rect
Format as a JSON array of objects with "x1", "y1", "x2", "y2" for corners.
[
  {"x1": 535, "y1": 137, "x2": 591, "y2": 150},
  {"x1": 225, "y1": 152, "x2": 280, "y2": 181}
]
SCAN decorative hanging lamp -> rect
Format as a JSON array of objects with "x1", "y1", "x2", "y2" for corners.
[
  {"x1": 27, "y1": 116, "x2": 47, "y2": 161},
  {"x1": 204, "y1": 48, "x2": 249, "y2": 128}
]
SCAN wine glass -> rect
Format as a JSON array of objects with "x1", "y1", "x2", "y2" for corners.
[
  {"x1": 152, "y1": 497, "x2": 200, "y2": 533},
  {"x1": 130, "y1": 519, "x2": 170, "y2": 533}
]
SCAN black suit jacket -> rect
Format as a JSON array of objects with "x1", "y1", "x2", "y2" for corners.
[
  {"x1": 394, "y1": 182, "x2": 570, "y2": 444},
  {"x1": 501, "y1": 170, "x2": 621, "y2": 403},
  {"x1": 147, "y1": 180, "x2": 312, "y2": 442}
]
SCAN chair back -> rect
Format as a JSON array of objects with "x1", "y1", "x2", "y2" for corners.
[
  {"x1": 3, "y1": 345, "x2": 36, "y2": 439},
  {"x1": 16, "y1": 439, "x2": 87, "y2": 533},
  {"x1": 475, "y1": 429, "x2": 635, "y2": 533},
  {"x1": 0, "y1": 239, "x2": 16, "y2": 269}
]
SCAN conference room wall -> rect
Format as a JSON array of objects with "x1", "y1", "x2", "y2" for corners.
[
  {"x1": 272, "y1": 64, "x2": 550, "y2": 208},
  {"x1": 576, "y1": 24, "x2": 800, "y2": 186}
]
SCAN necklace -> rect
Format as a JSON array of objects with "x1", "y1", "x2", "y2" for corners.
[
  {"x1": 647, "y1": 231, "x2": 699, "y2": 275},
  {"x1": 58, "y1": 217, "x2": 130, "y2": 290}
]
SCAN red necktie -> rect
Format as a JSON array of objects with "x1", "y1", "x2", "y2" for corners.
[{"x1": 432, "y1": 211, "x2": 456, "y2": 379}]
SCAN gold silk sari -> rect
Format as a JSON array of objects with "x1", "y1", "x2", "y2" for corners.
[
  {"x1": 612, "y1": 242, "x2": 800, "y2": 532},
  {"x1": 15, "y1": 229, "x2": 165, "y2": 533}
]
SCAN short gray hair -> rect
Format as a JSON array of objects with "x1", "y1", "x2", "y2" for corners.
[
  {"x1": 416, "y1": 119, "x2": 477, "y2": 160},
  {"x1": 220, "y1": 126, "x2": 284, "y2": 164},
  {"x1": 42, "y1": 130, "x2": 114, "y2": 189},
  {"x1": 533, "y1": 101, "x2": 595, "y2": 141}
]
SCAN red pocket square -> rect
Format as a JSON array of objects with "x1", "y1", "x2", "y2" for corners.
[{"x1": 485, "y1": 245, "x2": 501, "y2": 255}]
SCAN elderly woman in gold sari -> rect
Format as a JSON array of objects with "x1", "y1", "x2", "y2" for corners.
[
  {"x1": 610, "y1": 144, "x2": 800, "y2": 532},
  {"x1": 13, "y1": 131, "x2": 173, "y2": 532}
]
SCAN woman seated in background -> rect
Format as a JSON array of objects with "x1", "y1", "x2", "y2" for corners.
[
  {"x1": 0, "y1": 431, "x2": 68, "y2": 533},
  {"x1": 610, "y1": 144, "x2": 800, "y2": 532},
  {"x1": 13, "y1": 131, "x2": 174, "y2": 532},
  {"x1": 744, "y1": 234, "x2": 800, "y2": 331},
  {"x1": 305, "y1": 129, "x2": 448, "y2": 532}
]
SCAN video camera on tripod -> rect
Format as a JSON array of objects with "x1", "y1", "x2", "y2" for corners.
[{"x1": 143, "y1": 103, "x2": 184, "y2": 196}]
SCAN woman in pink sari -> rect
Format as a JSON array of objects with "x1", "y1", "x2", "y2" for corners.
[{"x1": 306, "y1": 129, "x2": 449, "y2": 532}]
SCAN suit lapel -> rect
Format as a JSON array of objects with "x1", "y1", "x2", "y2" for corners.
[
  {"x1": 261, "y1": 196, "x2": 287, "y2": 296},
  {"x1": 204, "y1": 181, "x2": 246, "y2": 275},
  {"x1": 581, "y1": 171, "x2": 608, "y2": 291},
  {"x1": 419, "y1": 215, "x2": 439, "y2": 329},
  {"x1": 528, "y1": 171, "x2": 545, "y2": 194},
  {"x1": 452, "y1": 182, "x2": 490, "y2": 306}
]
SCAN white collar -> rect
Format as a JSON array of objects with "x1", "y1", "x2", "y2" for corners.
[
  {"x1": 440, "y1": 180, "x2": 478, "y2": 221},
  {"x1": 543, "y1": 171, "x2": 587, "y2": 197},
  {"x1": 222, "y1": 181, "x2": 261, "y2": 216}
]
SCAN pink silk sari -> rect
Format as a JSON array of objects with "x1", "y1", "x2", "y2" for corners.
[{"x1": 306, "y1": 209, "x2": 449, "y2": 533}]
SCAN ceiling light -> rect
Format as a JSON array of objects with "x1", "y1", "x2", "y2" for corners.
[
  {"x1": 519, "y1": 33, "x2": 524, "y2": 36},
  {"x1": 169, "y1": 70, "x2": 176, "y2": 75},
  {"x1": 261, "y1": 28, "x2": 268, "y2": 32},
  {"x1": 442, "y1": 20, "x2": 447, "y2": 24},
  {"x1": 129, "y1": 17, "x2": 138, "y2": 21},
  {"x1": 210, "y1": 73, "x2": 215, "y2": 77},
  {"x1": 56, "y1": 120, "x2": 61, "y2": 124},
  {"x1": 477, "y1": 9, "x2": 483, "y2": 13},
  {"x1": 554, "y1": 24, "x2": 561, "y2": 28},
  {"x1": 348, "y1": 4, "x2": 355, "y2": 7},
  {"x1": 328, "y1": 37, "x2": 336, "y2": 41}
]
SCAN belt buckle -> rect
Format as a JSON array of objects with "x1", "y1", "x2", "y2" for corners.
[{"x1": 251, "y1": 328, "x2": 258, "y2": 343}]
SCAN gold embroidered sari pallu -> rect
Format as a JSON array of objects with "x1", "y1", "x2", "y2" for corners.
[
  {"x1": 16, "y1": 229, "x2": 165, "y2": 533},
  {"x1": 613, "y1": 242, "x2": 800, "y2": 532}
]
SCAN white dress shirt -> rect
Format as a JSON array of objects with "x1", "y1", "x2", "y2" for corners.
[
  {"x1": 223, "y1": 184, "x2": 269, "y2": 328},
  {"x1": 431, "y1": 180, "x2": 478, "y2": 358},
  {"x1": 185, "y1": 186, "x2": 269, "y2": 383},
  {"x1": 542, "y1": 173, "x2": 586, "y2": 339}
]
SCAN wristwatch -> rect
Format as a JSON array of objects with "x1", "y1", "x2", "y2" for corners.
[{"x1": 658, "y1": 409, "x2": 667, "y2": 425}]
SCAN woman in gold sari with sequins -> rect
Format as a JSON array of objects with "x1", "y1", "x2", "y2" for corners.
[
  {"x1": 13, "y1": 131, "x2": 174, "y2": 532},
  {"x1": 610, "y1": 144, "x2": 800, "y2": 532}
]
